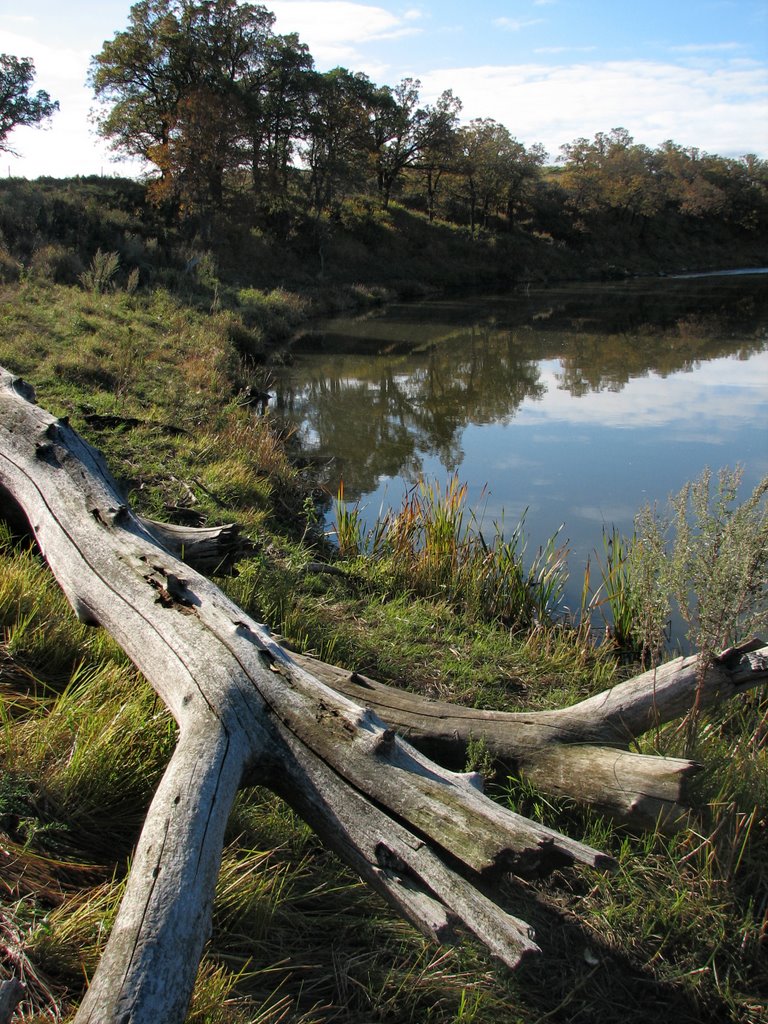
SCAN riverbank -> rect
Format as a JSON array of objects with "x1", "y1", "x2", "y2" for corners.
[
  {"x1": 1, "y1": 176, "x2": 766, "y2": 319},
  {"x1": 0, "y1": 269, "x2": 766, "y2": 1022}
]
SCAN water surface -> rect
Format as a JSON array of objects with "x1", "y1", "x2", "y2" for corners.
[{"x1": 271, "y1": 273, "x2": 768, "y2": 615}]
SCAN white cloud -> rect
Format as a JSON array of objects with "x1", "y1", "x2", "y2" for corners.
[
  {"x1": 0, "y1": 15, "x2": 35, "y2": 27},
  {"x1": 268, "y1": 1, "x2": 422, "y2": 67},
  {"x1": 534, "y1": 46, "x2": 597, "y2": 55},
  {"x1": 493, "y1": 18, "x2": 544, "y2": 31},
  {"x1": 418, "y1": 59, "x2": 768, "y2": 158},
  {"x1": 670, "y1": 42, "x2": 743, "y2": 53}
]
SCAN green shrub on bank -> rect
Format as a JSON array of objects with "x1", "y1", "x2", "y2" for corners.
[
  {"x1": 597, "y1": 468, "x2": 768, "y2": 672},
  {"x1": 0, "y1": 246, "x2": 21, "y2": 283},
  {"x1": 29, "y1": 243, "x2": 85, "y2": 285}
]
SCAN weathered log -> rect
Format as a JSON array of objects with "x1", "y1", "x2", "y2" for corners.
[
  {"x1": 0, "y1": 369, "x2": 613, "y2": 1022},
  {"x1": 291, "y1": 639, "x2": 768, "y2": 829},
  {"x1": 136, "y1": 515, "x2": 256, "y2": 574},
  {"x1": 0, "y1": 979, "x2": 26, "y2": 1024},
  {"x1": 1, "y1": 477, "x2": 253, "y2": 576},
  {"x1": 1, "y1": 366, "x2": 764, "y2": 1023}
]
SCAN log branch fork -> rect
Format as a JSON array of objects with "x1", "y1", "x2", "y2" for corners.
[{"x1": 1, "y1": 369, "x2": 765, "y2": 1024}]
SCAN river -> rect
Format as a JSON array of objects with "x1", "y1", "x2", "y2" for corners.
[{"x1": 269, "y1": 271, "x2": 768, "y2": 618}]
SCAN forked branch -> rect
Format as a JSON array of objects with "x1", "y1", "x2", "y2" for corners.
[{"x1": 0, "y1": 367, "x2": 764, "y2": 1023}]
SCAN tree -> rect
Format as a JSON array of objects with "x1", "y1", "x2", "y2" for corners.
[
  {"x1": 367, "y1": 78, "x2": 462, "y2": 207},
  {"x1": 90, "y1": 1, "x2": 188, "y2": 170},
  {"x1": 0, "y1": 54, "x2": 58, "y2": 153},
  {"x1": 238, "y1": 31, "x2": 314, "y2": 202},
  {"x1": 411, "y1": 89, "x2": 462, "y2": 221},
  {"x1": 302, "y1": 67, "x2": 377, "y2": 213},
  {"x1": 89, "y1": 0, "x2": 281, "y2": 210},
  {"x1": 455, "y1": 118, "x2": 527, "y2": 236},
  {"x1": 557, "y1": 128, "x2": 662, "y2": 224}
]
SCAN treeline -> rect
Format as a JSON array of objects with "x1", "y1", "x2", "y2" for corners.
[{"x1": 90, "y1": 0, "x2": 768, "y2": 248}]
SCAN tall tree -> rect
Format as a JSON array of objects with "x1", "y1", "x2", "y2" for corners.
[
  {"x1": 89, "y1": 0, "x2": 279, "y2": 209},
  {"x1": 239, "y1": 31, "x2": 313, "y2": 201},
  {"x1": 558, "y1": 128, "x2": 662, "y2": 223},
  {"x1": 454, "y1": 118, "x2": 540, "y2": 236},
  {"x1": 302, "y1": 67, "x2": 377, "y2": 213},
  {"x1": 367, "y1": 78, "x2": 462, "y2": 208},
  {"x1": 412, "y1": 90, "x2": 462, "y2": 221},
  {"x1": 0, "y1": 54, "x2": 59, "y2": 153}
]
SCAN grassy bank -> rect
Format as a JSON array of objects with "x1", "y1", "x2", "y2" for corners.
[
  {"x1": 0, "y1": 272, "x2": 766, "y2": 1023},
  {"x1": 1, "y1": 175, "x2": 766, "y2": 307}
]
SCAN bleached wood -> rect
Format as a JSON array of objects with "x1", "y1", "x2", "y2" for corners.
[
  {"x1": 0, "y1": 368, "x2": 606, "y2": 1022},
  {"x1": 1, "y1": 366, "x2": 763, "y2": 1022},
  {"x1": 291, "y1": 640, "x2": 766, "y2": 830},
  {"x1": 0, "y1": 979, "x2": 26, "y2": 1024}
]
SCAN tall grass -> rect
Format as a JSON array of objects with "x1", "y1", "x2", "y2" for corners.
[
  {"x1": 79, "y1": 249, "x2": 121, "y2": 293},
  {"x1": 330, "y1": 475, "x2": 568, "y2": 629}
]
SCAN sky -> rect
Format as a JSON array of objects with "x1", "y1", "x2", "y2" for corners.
[{"x1": 1, "y1": 0, "x2": 766, "y2": 179}]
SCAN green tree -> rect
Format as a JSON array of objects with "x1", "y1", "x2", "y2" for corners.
[
  {"x1": 0, "y1": 54, "x2": 59, "y2": 153},
  {"x1": 239, "y1": 31, "x2": 313, "y2": 201},
  {"x1": 411, "y1": 90, "x2": 462, "y2": 221},
  {"x1": 302, "y1": 67, "x2": 377, "y2": 213},
  {"x1": 558, "y1": 128, "x2": 661, "y2": 222},
  {"x1": 454, "y1": 118, "x2": 542, "y2": 236},
  {"x1": 366, "y1": 78, "x2": 462, "y2": 207},
  {"x1": 89, "y1": 0, "x2": 281, "y2": 210},
  {"x1": 657, "y1": 144, "x2": 768, "y2": 231}
]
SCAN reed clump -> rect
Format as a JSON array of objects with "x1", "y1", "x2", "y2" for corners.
[{"x1": 332, "y1": 475, "x2": 568, "y2": 630}]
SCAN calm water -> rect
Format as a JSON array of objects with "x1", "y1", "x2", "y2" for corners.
[{"x1": 270, "y1": 273, "x2": 768, "y2": 615}]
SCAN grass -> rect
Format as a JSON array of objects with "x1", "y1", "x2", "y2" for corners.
[
  {"x1": 0, "y1": 272, "x2": 766, "y2": 1023},
  {"x1": 330, "y1": 475, "x2": 569, "y2": 632}
]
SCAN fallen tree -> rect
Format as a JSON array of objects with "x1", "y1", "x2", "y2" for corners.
[{"x1": 0, "y1": 366, "x2": 766, "y2": 1023}]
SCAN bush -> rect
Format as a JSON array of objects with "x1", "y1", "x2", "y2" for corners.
[
  {"x1": 0, "y1": 247, "x2": 21, "y2": 283},
  {"x1": 237, "y1": 286, "x2": 309, "y2": 342},
  {"x1": 614, "y1": 467, "x2": 768, "y2": 672},
  {"x1": 79, "y1": 249, "x2": 120, "y2": 293},
  {"x1": 29, "y1": 244, "x2": 85, "y2": 285}
]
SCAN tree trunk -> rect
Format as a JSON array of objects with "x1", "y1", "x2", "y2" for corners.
[
  {"x1": 1, "y1": 367, "x2": 765, "y2": 1023},
  {"x1": 289, "y1": 638, "x2": 767, "y2": 830}
]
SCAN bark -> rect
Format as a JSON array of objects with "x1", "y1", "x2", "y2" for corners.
[
  {"x1": 0, "y1": 480, "x2": 253, "y2": 576},
  {"x1": 290, "y1": 638, "x2": 768, "y2": 830},
  {"x1": 137, "y1": 515, "x2": 256, "y2": 575},
  {"x1": 0, "y1": 366, "x2": 765, "y2": 1023}
]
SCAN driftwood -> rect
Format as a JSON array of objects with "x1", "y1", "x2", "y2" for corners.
[
  {"x1": 0, "y1": 367, "x2": 766, "y2": 1023},
  {"x1": 291, "y1": 639, "x2": 768, "y2": 831}
]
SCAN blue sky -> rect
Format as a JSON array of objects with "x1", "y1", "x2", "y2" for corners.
[{"x1": 1, "y1": 0, "x2": 766, "y2": 178}]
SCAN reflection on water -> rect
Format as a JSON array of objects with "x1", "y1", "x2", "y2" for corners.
[{"x1": 271, "y1": 273, "x2": 768, "y2": 612}]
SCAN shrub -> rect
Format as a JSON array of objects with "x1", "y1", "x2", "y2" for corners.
[
  {"x1": 29, "y1": 244, "x2": 85, "y2": 285},
  {"x1": 590, "y1": 467, "x2": 768, "y2": 673},
  {"x1": 79, "y1": 249, "x2": 121, "y2": 293},
  {"x1": 0, "y1": 247, "x2": 21, "y2": 283}
]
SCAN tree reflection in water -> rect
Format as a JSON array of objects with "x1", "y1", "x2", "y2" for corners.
[{"x1": 271, "y1": 274, "x2": 768, "y2": 503}]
